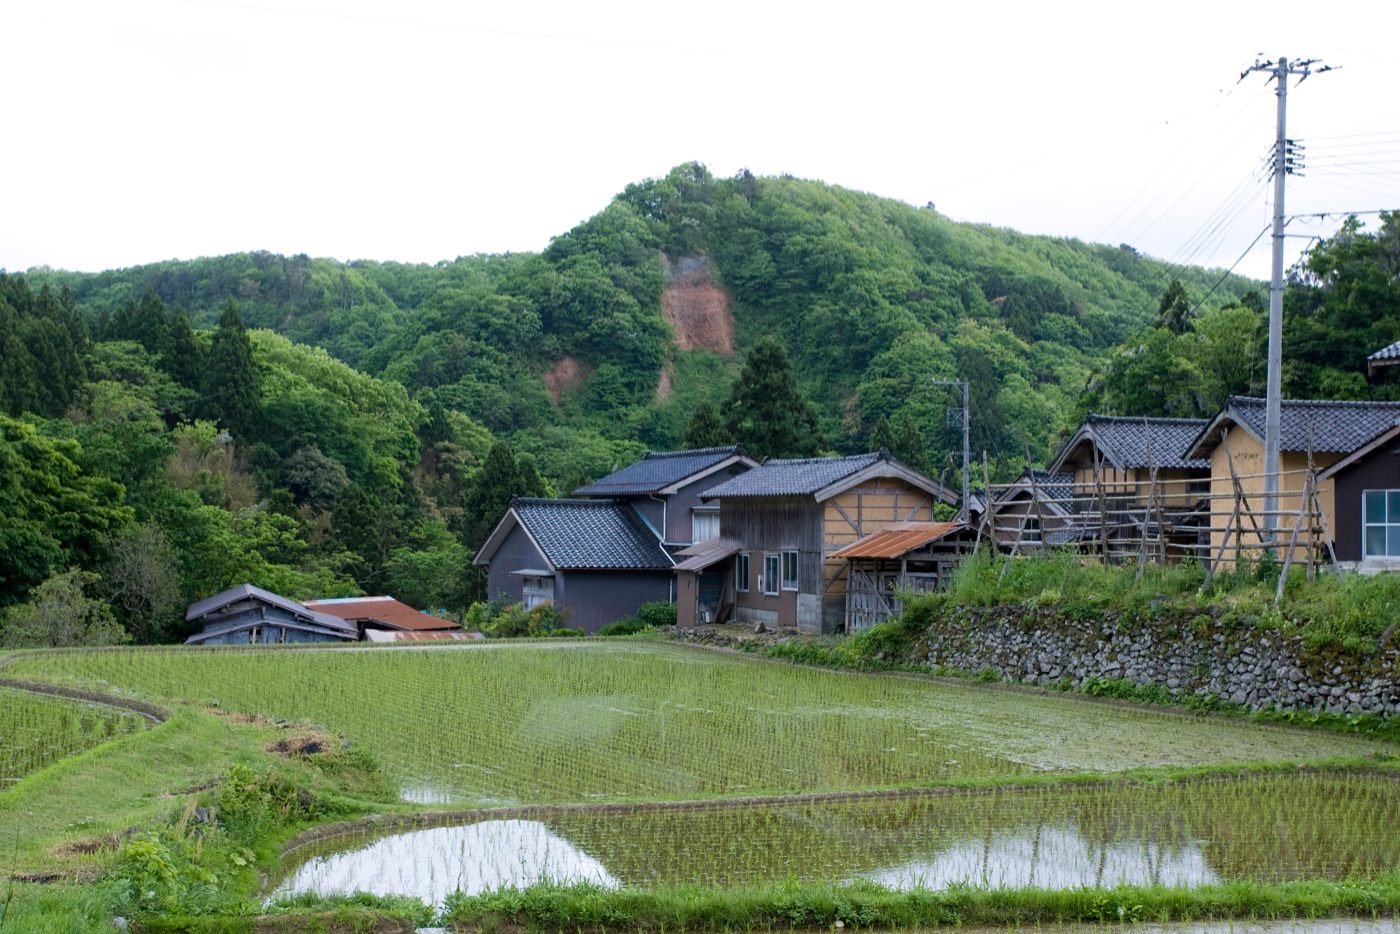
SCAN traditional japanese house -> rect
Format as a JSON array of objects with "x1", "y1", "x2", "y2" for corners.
[
  {"x1": 1186, "y1": 396, "x2": 1400, "y2": 566},
  {"x1": 986, "y1": 469, "x2": 1076, "y2": 547},
  {"x1": 473, "y1": 498, "x2": 676, "y2": 634},
  {"x1": 572, "y1": 445, "x2": 757, "y2": 547},
  {"x1": 676, "y1": 450, "x2": 957, "y2": 633}
]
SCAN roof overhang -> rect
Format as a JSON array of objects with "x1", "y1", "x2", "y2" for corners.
[
  {"x1": 813, "y1": 459, "x2": 957, "y2": 504},
  {"x1": 472, "y1": 506, "x2": 556, "y2": 570},
  {"x1": 1317, "y1": 424, "x2": 1400, "y2": 480},
  {"x1": 991, "y1": 482, "x2": 1072, "y2": 517},
  {"x1": 1183, "y1": 411, "x2": 1257, "y2": 461},
  {"x1": 673, "y1": 538, "x2": 742, "y2": 573},
  {"x1": 1048, "y1": 424, "x2": 1125, "y2": 476}
]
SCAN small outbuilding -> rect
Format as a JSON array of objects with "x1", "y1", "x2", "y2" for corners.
[
  {"x1": 185, "y1": 584, "x2": 358, "y2": 645},
  {"x1": 830, "y1": 521, "x2": 978, "y2": 630}
]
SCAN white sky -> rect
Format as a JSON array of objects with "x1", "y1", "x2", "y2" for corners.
[{"x1": 3, "y1": 1, "x2": 1397, "y2": 282}]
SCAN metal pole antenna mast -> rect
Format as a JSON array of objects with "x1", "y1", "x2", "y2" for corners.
[
  {"x1": 932, "y1": 378, "x2": 970, "y2": 523},
  {"x1": 1240, "y1": 54, "x2": 1332, "y2": 543}
]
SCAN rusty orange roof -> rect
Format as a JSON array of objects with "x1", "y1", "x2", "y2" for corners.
[
  {"x1": 829, "y1": 522, "x2": 967, "y2": 559},
  {"x1": 304, "y1": 596, "x2": 459, "y2": 632}
]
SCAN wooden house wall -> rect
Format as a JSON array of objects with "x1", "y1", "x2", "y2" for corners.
[
  {"x1": 192, "y1": 603, "x2": 349, "y2": 644},
  {"x1": 722, "y1": 496, "x2": 822, "y2": 631},
  {"x1": 664, "y1": 462, "x2": 749, "y2": 545},
  {"x1": 1206, "y1": 431, "x2": 1339, "y2": 561},
  {"x1": 558, "y1": 571, "x2": 673, "y2": 634},
  {"x1": 1067, "y1": 461, "x2": 1206, "y2": 507},
  {"x1": 820, "y1": 478, "x2": 939, "y2": 632}
]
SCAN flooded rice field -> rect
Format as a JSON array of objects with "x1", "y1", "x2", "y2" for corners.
[{"x1": 272, "y1": 769, "x2": 1400, "y2": 905}]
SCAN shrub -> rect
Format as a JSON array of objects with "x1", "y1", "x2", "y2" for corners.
[
  {"x1": 598, "y1": 601, "x2": 677, "y2": 636},
  {"x1": 466, "y1": 599, "x2": 573, "y2": 638}
]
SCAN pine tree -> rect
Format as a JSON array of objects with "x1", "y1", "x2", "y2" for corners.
[
  {"x1": 461, "y1": 441, "x2": 546, "y2": 548},
  {"x1": 683, "y1": 401, "x2": 730, "y2": 448},
  {"x1": 201, "y1": 301, "x2": 261, "y2": 438},
  {"x1": 723, "y1": 337, "x2": 823, "y2": 458}
]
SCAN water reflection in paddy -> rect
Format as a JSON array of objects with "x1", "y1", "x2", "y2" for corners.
[{"x1": 273, "y1": 771, "x2": 1399, "y2": 906}]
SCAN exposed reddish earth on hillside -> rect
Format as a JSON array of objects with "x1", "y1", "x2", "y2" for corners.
[
  {"x1": 660, "y1": 255, "x2": 735, "y2": 356},
  {"x1": 543, "y1": 355, "x2": 593, "y2": 404}
]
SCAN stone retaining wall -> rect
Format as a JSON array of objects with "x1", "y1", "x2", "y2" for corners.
[{"x1": 922, "y1": 607, "x2": 1400, "y2": 718}]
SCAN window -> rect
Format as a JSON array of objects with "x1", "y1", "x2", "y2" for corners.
[
  {"x1": 735, "y1": 553, "x2": 750, "y2": 592},
  {"x1": 692, "y1": 509, "x2": 720, "y2": 543},
  {"x1": 781, "y1": 549, "x2": 799, "y2": 591},
  {"x1": 1363, "y1": 490, "x2": 1400, "y2": 558},
  {"x1": 522, "y1": 575, "x2": 555, "y2": 610},
  {"x1": 762, "y1": 553, "x2": 780, "y2": 596}
]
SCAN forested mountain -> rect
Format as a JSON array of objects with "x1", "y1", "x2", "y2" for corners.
[
  {"x1": 26, "y1": 164, "x2": 1258, "y2": 483},
  {"x1": 9, "y1": 166, "x2": 1392, "y2": 644}
]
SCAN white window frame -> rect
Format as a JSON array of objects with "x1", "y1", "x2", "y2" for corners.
[
  {"x1": 522, "y1": 575, "x2": 555, "y2": 610},
  {"x1": 691, "y1": 508, "x2": 721, "y2": 544},
  {"x1": 781, "y1": 549, "x2": 799, "y2": 591},
  {"x1": 735, "y1": 553, "x2": 750, "y2": 592},
  {"x1": 761, "y1": 553, "x2": 780, "y2": 596},
  {"x1": 1362, "y1": 489, "x2": 1400, "y2": 558}
]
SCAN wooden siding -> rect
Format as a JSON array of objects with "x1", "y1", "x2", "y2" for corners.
[
  {"x1": 1322, "y1": 436, "x2": 1400, "y2": 563},
  {"x1": 1206, "y1": 430, "x2": 1339, "y2": 561}
]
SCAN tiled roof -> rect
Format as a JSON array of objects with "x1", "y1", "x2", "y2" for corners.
[
  {"x1": 1055, "y1": 415, "x2": 1210, "y2": 472},
  {"x1": 573, "y1": 446, "x2": 748, "y2": 496},
  {"x1": 830, "y1": 522, "x2": 967, "y2": 559},
  {"x1": 304, "y1": 596, "x2": 458, "y2": 632},
  {"x1": 702, "y1": 452, "x2": 887, "y2": 498},
  {"x1": 1369, "y1": 340, "x2": 1400, "y2": 364},
  {"x1": 1190, "y1": 396, "x2": 1400, "y2": 457},
  {"x1": 513, "y1": 498, "x2": 674, "y2": 570}
]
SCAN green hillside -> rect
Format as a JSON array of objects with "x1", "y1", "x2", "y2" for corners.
[{"x1": 26, "y1": 164, "x2": 1258, "y2": 478}]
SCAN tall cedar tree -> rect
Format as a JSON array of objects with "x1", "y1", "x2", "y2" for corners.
[
  {"x1": 1157, "y1": 279, "x2": 1193, "y2": 335},
  {"x1": 201, "y1": 301, "x2": 261, "y2": 438},
  {"x1": 723, "y1": 336, "x2": 823, "y2": 458},
  {"x1": 462, "y1": 440, "x2": 546, "y2": 549},
  {"x1": 683, "y1": 400, "x2": 731, "y2": 448},
  {"x1": 166, "y1": 306, "x2": 204, "y2": 392}
]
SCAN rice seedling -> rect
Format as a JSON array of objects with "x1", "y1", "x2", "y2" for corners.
[
  {"x1": 0, "y1": 687, "x2": 143, "y2": 787},
  {"x1": 4, "y1": 643, "x2": 1391, "y2": 805},
  {"x1": 272, "y1": 770, "x2": 1400, "y2": 904}
]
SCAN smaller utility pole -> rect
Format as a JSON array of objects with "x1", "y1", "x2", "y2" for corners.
[{"x1": 933, "y1": 378, "x2": 971, "y2": 523}]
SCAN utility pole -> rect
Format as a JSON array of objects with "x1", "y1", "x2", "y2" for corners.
[
  {"x1": 1240, "y1": 55, "x2": 1331, "y2": 541},
  {"x1": 932, "y1": 378, "x2": 970, "y2": 524}
]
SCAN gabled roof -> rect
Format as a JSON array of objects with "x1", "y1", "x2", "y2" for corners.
[
  {"x1": 473, "y1": 498, "x2": 674, "y2": 571},
  {"x1": 1184, "y1": 396, "x2": 1400, "y2": 459},
  {"x1": 993, "y1": 470, "x2": 1075, "y2": 515},
  {"x1": 1368, "y1": 339, "x2": 1400, "y2": 373},
  {"x1": 829, "y1": 521, "x2": 969, "y2": 559},
  {"x1": 702, "y1": 450, "x2": 956, "y2": 503},
  {"x1": 185, "y1": 583, "x2": 354, "y2": 634},
  {"x1": 1050, "y1": 415, "x2": 1210, "y2": 474},
  {"x1": 1317, "y1": 425, "x2": 1400, "y2": 480},
  {"x1": 572, "y1": 446, "x2": 755, "y2": 496},
  {"x1": 304, "y1": 596, "x2": 458, "y2": 632}
]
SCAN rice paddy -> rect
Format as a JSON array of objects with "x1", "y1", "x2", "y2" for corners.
[
  {"x1": 3, "y1": 642, "x2": 1391, "y2": 804},
  {"x1": 0, "y1": 686, "x2": 144, "y2": 786},
  {"x1": 3, "y1": 639, "x2": 1398, "y2": 926},
  {"x1": 272, "y1": 770, "x2": 1400, "y2": 904}
]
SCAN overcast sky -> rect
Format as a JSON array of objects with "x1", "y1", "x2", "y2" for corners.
[{"x1": 4, "y1": 1, "x2": 1397, "y2": 282}]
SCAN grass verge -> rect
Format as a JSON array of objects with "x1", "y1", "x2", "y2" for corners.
[{"x1": 442, "y1": 876, "x2": 1400, "y2": 932}]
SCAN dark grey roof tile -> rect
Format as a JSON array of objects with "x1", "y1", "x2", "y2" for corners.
[
  {"x1": 702, "y1": 452, "x2": 886, "y2": 498},
  {"x1": 573, "y1": 446, "x2": 747, "y2": 496},
  {"x1": 513, "y1": 498, "x2": 673, "y2": 570}
]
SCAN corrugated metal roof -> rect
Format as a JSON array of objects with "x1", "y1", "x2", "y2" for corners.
[
  {"x1": 573, "y1": 446, "x2": 748, "y2": 496},
  {"x1": 673, "y1": 538, "x2": 742, "y2": 572},
  {"x1": 304, "y1": 596, "x2": 458, "y2": 632},
  {"x1": 830, "y1": 522, "x2": 967, "y2": 559},
  {"x1": 513, "y1": 498, "x2": 674, "y2": 570},
  {"x1": 364, "y1": 629, "x2": 481, "y2": 643},
  {"x1": 1188, "y1": 396, "x2": 1400, "y2": 457}
]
